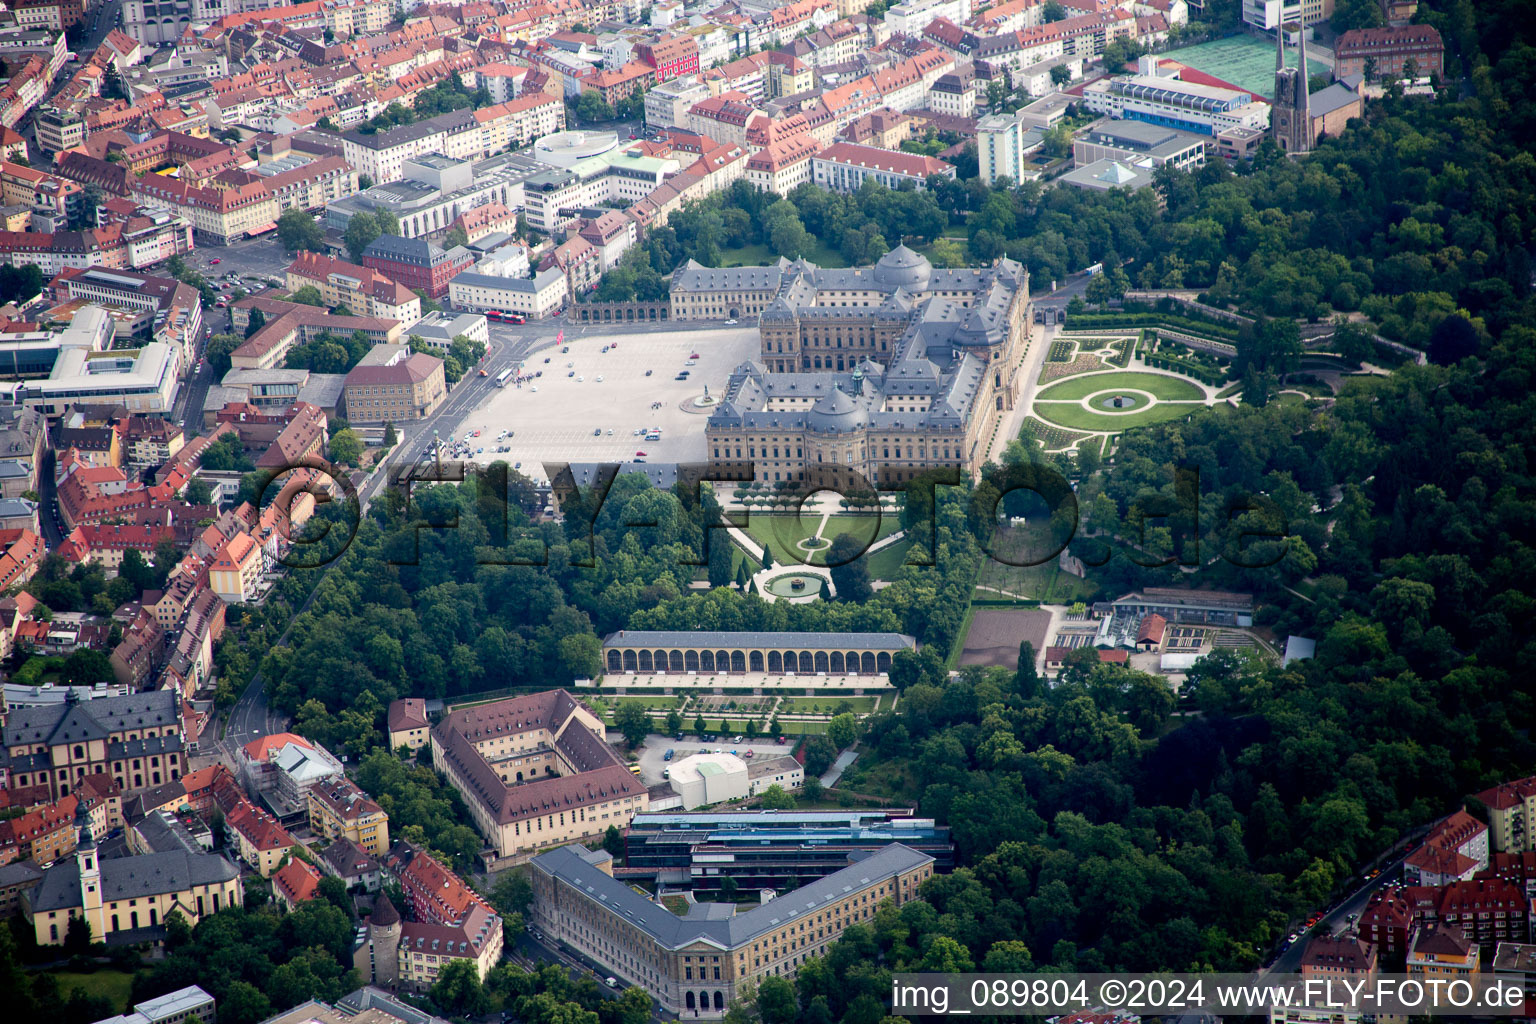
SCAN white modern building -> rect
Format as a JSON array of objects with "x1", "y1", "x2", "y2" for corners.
[
  {"x1": 533, "y1": 130, "x2": 620, "y2": 168},
  {"x1": 884, "y1": 0, "x2": 972, "y2": 38},
  {"x1": 976, "y1": 111, "x2": 1047, "y2": 185},
  {"x1": 669, "y1": 753, "x2": 749, "y2": 809},
  {"x1": 406, "y1": 311, "x2": 489, "y2": 350},
  {"x1": 645, "y1": 77, "x2": 708, "y2": 130},
  {"x1": 19, "y1": 309, "x2": 182, "y2": 416},
  {"x1": 1081, "y1": 69, "x2": 1270, "y2": 136},
  {"x1": 1242, "y1": 0, "x2": 1332, "y2": 33},
  {"x1": 449, "y1": 267, "x2": 568, "y2": 320}
]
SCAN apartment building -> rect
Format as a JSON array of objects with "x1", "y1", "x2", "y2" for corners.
[
  {"x1": 387, "y1": 699, "x2": 431, "y2": 752},
  {"x1": 1477, "y1": 777, "x2": 1536, "y2": 854},
  {"x1": 307, "y1": 776, "x2": 390, "y2": 855},
  {"x1": 448, "y1": 267, "x2": 568, "y2": 321},
  {"x1": 1241, "y1": 0, "x2": 1333, "y2": 32},
  {"x1": 285, "y1": 252, "x2": 421, "y2": 322},
  {"x1": 131, "y1": 175, "x2": 278, "y2": 246},
  {"x1": 1334, "y1": 24, "x2": 1443, "y2": 80},
  {"x1": 229, "y1": 299, "x2": 404, "y2": 371},
  {"x1": 1405, "y1": 810, "x2": 1489, "y2": 886},
  {"x1": 531, "y1": 842, "x2": 934, "y2": 1019},
  {"x1": 811, "y1": 142, "x2": 954, "y2": 192},
  {"x1": 208, "y1": 531, "x2": 262, "y2": 603}
]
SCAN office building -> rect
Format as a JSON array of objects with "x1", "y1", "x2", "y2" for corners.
[
  {"x1": 623, "y1": 810, "x2": 956, "y2": 890},
  {"x1": 340, "y1": 345, "x2": 446, "y2": 425},
  {"x1": 530, "y1": 842, "x2": 934, "y2": 1018},
  {"x1": 431, "y1": 690, "x2": 646, "y2": 864}
]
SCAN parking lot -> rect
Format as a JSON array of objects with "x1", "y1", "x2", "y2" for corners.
[
  {"x1": 187, "y1": 235, "x2": 296, "y2": 284},
  {"x1": 453, "y1": 326, "x2": 761, "y2": 483},
  {"x1": 631, "y1": 733, "x2": 795, "y2": 786}
]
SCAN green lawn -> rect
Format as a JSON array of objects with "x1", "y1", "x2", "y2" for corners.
[
  {"x1": 590, "y1": 695, "x2": 685, "y2": 723},
  {"x1": 1036, "y1": 371, "x2": 1207, "y2": 401},
  {"x1": 977, "y1": 560, "x2": 1101, "y2": 604},
  {"x1": 778, "y1": 696, "x2": 878, "y2": 714},
  {"x1": 1033, "y1": 400, "x2": 1207, "y2": 432},
  {"x1": 46, "y1": 970, "x2": 135, "y2": 1012},
  {"x1": 739, "y1": 513, "x2": 902, "y2": 567},
  {"x1": 719, "y1": 242, "x2": 848, "y2": 269},
  {"x1": 776, "y1": 719, "x2": 829, "y2": 735},
  {"x1": 864, "y1": 535, "x2": 917, "y2": 580}
]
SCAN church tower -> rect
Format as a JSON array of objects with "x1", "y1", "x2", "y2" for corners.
[
  {"x1": 75, "y1": 800, "x2": 103, "y2": 940},
  {"x1": 1272, "y1": 15, "x2": 1314, "y2": 154}
]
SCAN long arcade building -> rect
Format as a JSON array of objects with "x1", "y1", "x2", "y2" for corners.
[
  {"x1": 671, "y1": 245, "x2": 1032, "y2": 485},
  {"x1": 601, "y1": 629, "x2": 917, "y2": 676},
  {"x1": 531, "y1": 843, "x2": 934, "y2": 1018}
]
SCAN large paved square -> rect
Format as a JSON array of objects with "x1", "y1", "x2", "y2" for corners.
[{"x1": 455, "y1": 326, "x2": 761, "y2": 483}]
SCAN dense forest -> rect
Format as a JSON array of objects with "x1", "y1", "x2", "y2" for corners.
[{"x1": 108, "y1": 0, "x2": 1536, "y2": 1021}]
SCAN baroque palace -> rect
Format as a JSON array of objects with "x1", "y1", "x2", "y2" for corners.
[{"x1": 671, "y1": 245, "x2": 1032, "y2": 484}]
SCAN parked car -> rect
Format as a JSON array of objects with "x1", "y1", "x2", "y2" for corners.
[{"x1": 663, "y1": 749, "x2": 674, "y2": 761}]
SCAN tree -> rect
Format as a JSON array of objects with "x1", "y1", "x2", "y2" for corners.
[
  {"x1": 666, "y1": 709, "x2": 684, "y2": 735},
  {"x1": 827, "y1": 533, "x2": 872, "y2": 602},
  {"x1": 603, "y1": 824, "x2": 624, "y2": 857},
  {"x1": 317, "y1": 874, "x2": 353, "y2": 919},
  {"x1": 827, "y1": 712, "x2": 858, "y2": 749},
  {"x1": 1015, "y1": 640, "x2": 1040, "y2": 697},
  {"x1": 382, "y1": 422, "x2": 398, "y2": 448},
  {"x1": 802, "y1": 735, "x2": 837, "y2": 776},
  {"x1": 289, "y1": 284, "x2": 326, "y2": 307},
  {"x1": 1042, "y1": 0, "x2": 1066, "y2": 20},
  {"x1": 613, "y1": 701, "x2": 650, "y2": 748},
  {"x1": 184, "y1": 477, "x2": 215, "y2": 505},
  {"x1": 1428, "y1": 313, "x2": 1479, "y2": 365},
  {"x1": 1332, "y1": 0, "x2": 1384, "y2": 32},
  {"x1": 277, "y1": 208, "x2": 327, "y2": 253},
  {"x1": 444, "y1": 224, "x2": 469, "y2": 249},
  {"x1": 63, "y1": 914, "x2": 94, "y2": 955},
  {"x1": 489, "y1": 871, "x2": 534, "y2": 916},
  {"x1": 328, "y1": 428, "x2": 363, "y2": 466},
  {"x1": 757, "y1": 977, "x2": 799, "y2": 1024},
  {"x1": 761, "y1": 544, "x2": 774, "y2": 569},
  {"x1": 770, "y1": 717, "x2": 783, "y2": 739},
  {"x1": 694, "y1": 714, "x2": 707, "y2": 734},
  {"x1": 244, "y1": 308, "x2": 266, "y2": 339},
  {"x1": 573, "y1": 90, "x2": 614, "y2": 122},
  {"x1": 719, "y1": 874, "x2": 739, "y2": 900},
  {"x1": 430, "y1": 959, "x2": 490, "y2": 1017},
  {"x1": 759, "y1": 784, "x2": 796, "y2": 809},
  {"x1": 708, "y1": 531, "x2": 734, "y2": 587},
  {"x1": 1050, "y1": 63, "x2": 1072, "y2": 86},
  {"x1": 343, "y1": 212, "x2": 384, "y2": 262}
]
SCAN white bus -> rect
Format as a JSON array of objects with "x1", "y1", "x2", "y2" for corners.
[{"x1": 495, "y1": 369, "x2": 513, "y2": 387}]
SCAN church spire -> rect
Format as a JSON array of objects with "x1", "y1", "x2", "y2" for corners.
[
  {"x1": 1295, "y1": 11, "x2": 1312, "y2": 147},
  {"x1": 1276, "y1": 18, "x2": 1285, "y2": 72}
]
